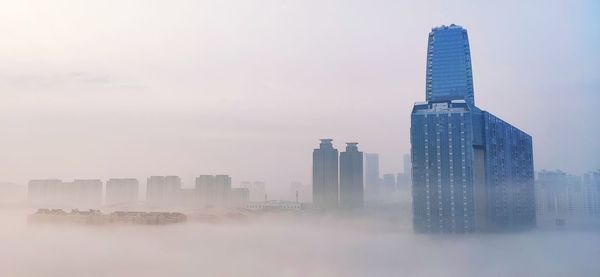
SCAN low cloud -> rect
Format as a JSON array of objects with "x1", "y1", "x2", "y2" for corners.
[{"x1": 0, "y1": 209, "x2": 598, "y2": 277}]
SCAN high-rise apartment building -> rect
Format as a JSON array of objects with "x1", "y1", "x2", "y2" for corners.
[
  {"x1": 313, "y1": 139, "x2": 339, "y2": 209},
  {"x1": 215, "y1": 175, "x2": 232, "y2": 203},
  {"x1": 339, "y1": 143, "x2": 364, "y2": 209},
  {"x1": 536, "y1": 170, "x2": 575, "y2": 226},
  {"x1": 582, "y1": 170, "x2": 600, "y2": 216},
  {"x1": 27, "y1": 179, "x2": 102, "y2": 208},
  {"x1": 28, "y1": 179, "x2": 64, "y2": 207},
  {"x1": 71, "y1": 179, "x2": 103, "y2": 208},
  {"x1": 195, "y1": 174, "x2": 232, "y2": 205},
  {"x1": 382, "y1": 174, "x2": 396, "y2": 190},
  {"x1": 411, "y1": 24, "x2": 535, "y2": 233},
  {"x1": 195, "y1": 175, "x2": 216, "y2": 205},
  {"x1": 105, "y1": 178, "x2": 139, "y2": 205},
  {"x1": 536, "y1": 170, "x2": 600, "y2": 228}
]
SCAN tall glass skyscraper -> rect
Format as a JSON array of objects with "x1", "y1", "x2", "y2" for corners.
[
  {"x1": 426, "y1": 24, "x2": 475, "y2": 106},
  {"x1": 411, "y1": 24, "x2": 535, "y2": 233},
  {"x1": 313, "y1": 139, "x2": 339, "y2": 209}
]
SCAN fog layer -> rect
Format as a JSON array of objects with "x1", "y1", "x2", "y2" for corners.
[{"x1": 0, "y1": 210, "x2": 598, "y2": 277}]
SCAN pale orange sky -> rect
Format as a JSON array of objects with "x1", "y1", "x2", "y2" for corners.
[{"x1": 0, "y1": 0, "x2": 598, "y2": 196}]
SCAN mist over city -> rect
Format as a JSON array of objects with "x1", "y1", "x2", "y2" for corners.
[{"x1": 1, "y1": 1, "x2": 599, "y2": 277}]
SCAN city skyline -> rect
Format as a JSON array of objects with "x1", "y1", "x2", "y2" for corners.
[
  {"x1": 1, "y1": 2, "x2": 599, "y2": 276},
  {"x1": 0, "y1": 0, "x2": 598, "y2": 191}
]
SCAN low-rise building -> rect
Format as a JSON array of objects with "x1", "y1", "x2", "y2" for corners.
[{"x1": 245, "y1": 200, "x2": 303, "y2": 211}]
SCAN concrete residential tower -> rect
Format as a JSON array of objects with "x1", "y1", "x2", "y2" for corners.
[
  {"x1": 340, "y1": 143, "x2": 364, "y2": 209},
  {"x1": 313, "y1": 139, "x2": 339, "y2": 209}
]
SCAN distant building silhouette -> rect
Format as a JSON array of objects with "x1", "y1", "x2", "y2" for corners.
[
  {"x1": 536, "y1": 169, "x2": 600, "y2": 228},
  {"x1": 28, "y1": 179, "x2": 64, "y2": 207},
  {"x1": 215, "y1": 175, "x2": 232, "y2": 203},
  {"x1": 340, "y1": 143, "x2": 364, "y2": 209},
  {"x1": 411, "y1": 24, "x2": 535, "y2": 233},
  {"x1": 364, "y1": 153, "x2": 380, "y2": 202},
  {"x1": 403, "y1": 154, "x2": 412, "y2": 179},
  {"x1": 382, "y1": 174, "x2": 396, "y2": 189},
  {"x1": 195, "y1": 175, "x2": 216, "y2": 204},
  {"x1": 313, "y1": 139, "x2": 339, "y2": 209},
  {"x1": 195, "y1": 174, "x2": 232, "y2": 205},
  {"x1": 28, "y1": 179, "x2": 102, "y2": 208},
  {"x1": 240, "y1": 181, "x2": 266, "y2": 202},
  {"x1": 397, "y1": 153, "x2": 412, "y2": 189},
  {"x1": 230, "y1": 188, "x2": 250, "y2": 206},
  {"x1": 582, "y1": 170, "x2": 600, "y2": 217},
  {"x1": 290, "y1": 182, "x2": 311, "y2": 203},
  {"x1": 396, "y1": 154, "x2": 412, "y2": 192},
  {"x1": 381, "y1": 173, "x2": 396, "y2": 200},
  {"x1": 146, "y1": 176, "x2": 181, "y2": 206},
  {"x1": 71, "y1": 179, "x2": 103, "y2": 208},
  {"x1": 105, "y1": 178, "x2": 139, "y2": 205}
]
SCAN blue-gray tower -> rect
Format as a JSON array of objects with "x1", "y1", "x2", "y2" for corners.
[
  {"x1": 411, "y1": 24, "x2": 535, "y2": 233},
  {"x1": 313, "y1": 139, "x2": 339, "y2": 209},
  {"x1": 340, "y1": 143, "x2": 364, "y2": 209},
  {"x1": 426, "y1": 24, "x2": 475, "y2": 106}
]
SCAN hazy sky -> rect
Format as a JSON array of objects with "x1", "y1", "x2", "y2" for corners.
[{"x1": 0, "y1": 0, "x2": 598, "y2": 192}]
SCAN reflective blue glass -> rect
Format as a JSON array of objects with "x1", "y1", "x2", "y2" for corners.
[
  {"x1": 411, "y1": 24, "x2": 535, "y2": 233},
  {"x1": 426, "y1": 24, "x2": 475, "y2": 106}
]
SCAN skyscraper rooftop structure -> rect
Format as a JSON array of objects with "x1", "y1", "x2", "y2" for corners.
[
  {"x1": 426, "y1": 24, "x2": 475, "y2": 106},
  {"x1": 411, "y1": 24, "x2": 535, "y2": 233}
]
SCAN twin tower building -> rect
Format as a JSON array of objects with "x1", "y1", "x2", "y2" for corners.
[{"x1": 313, "y1": 140, "x2": 364, "y2": 209}]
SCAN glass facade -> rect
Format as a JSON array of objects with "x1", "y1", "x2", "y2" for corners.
[
  {"x1": 426, "y1": 24, "x2": 475, "y2": 106},
  {"x1": 411, "y1": 100, "x2": 478, "y2": 233},
  {"x1": 482, "y1": 112, "x2": 536, "y2": 230},
  {"x1": 411, "y1": 24, "x2": 535, "y2": 233}
]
